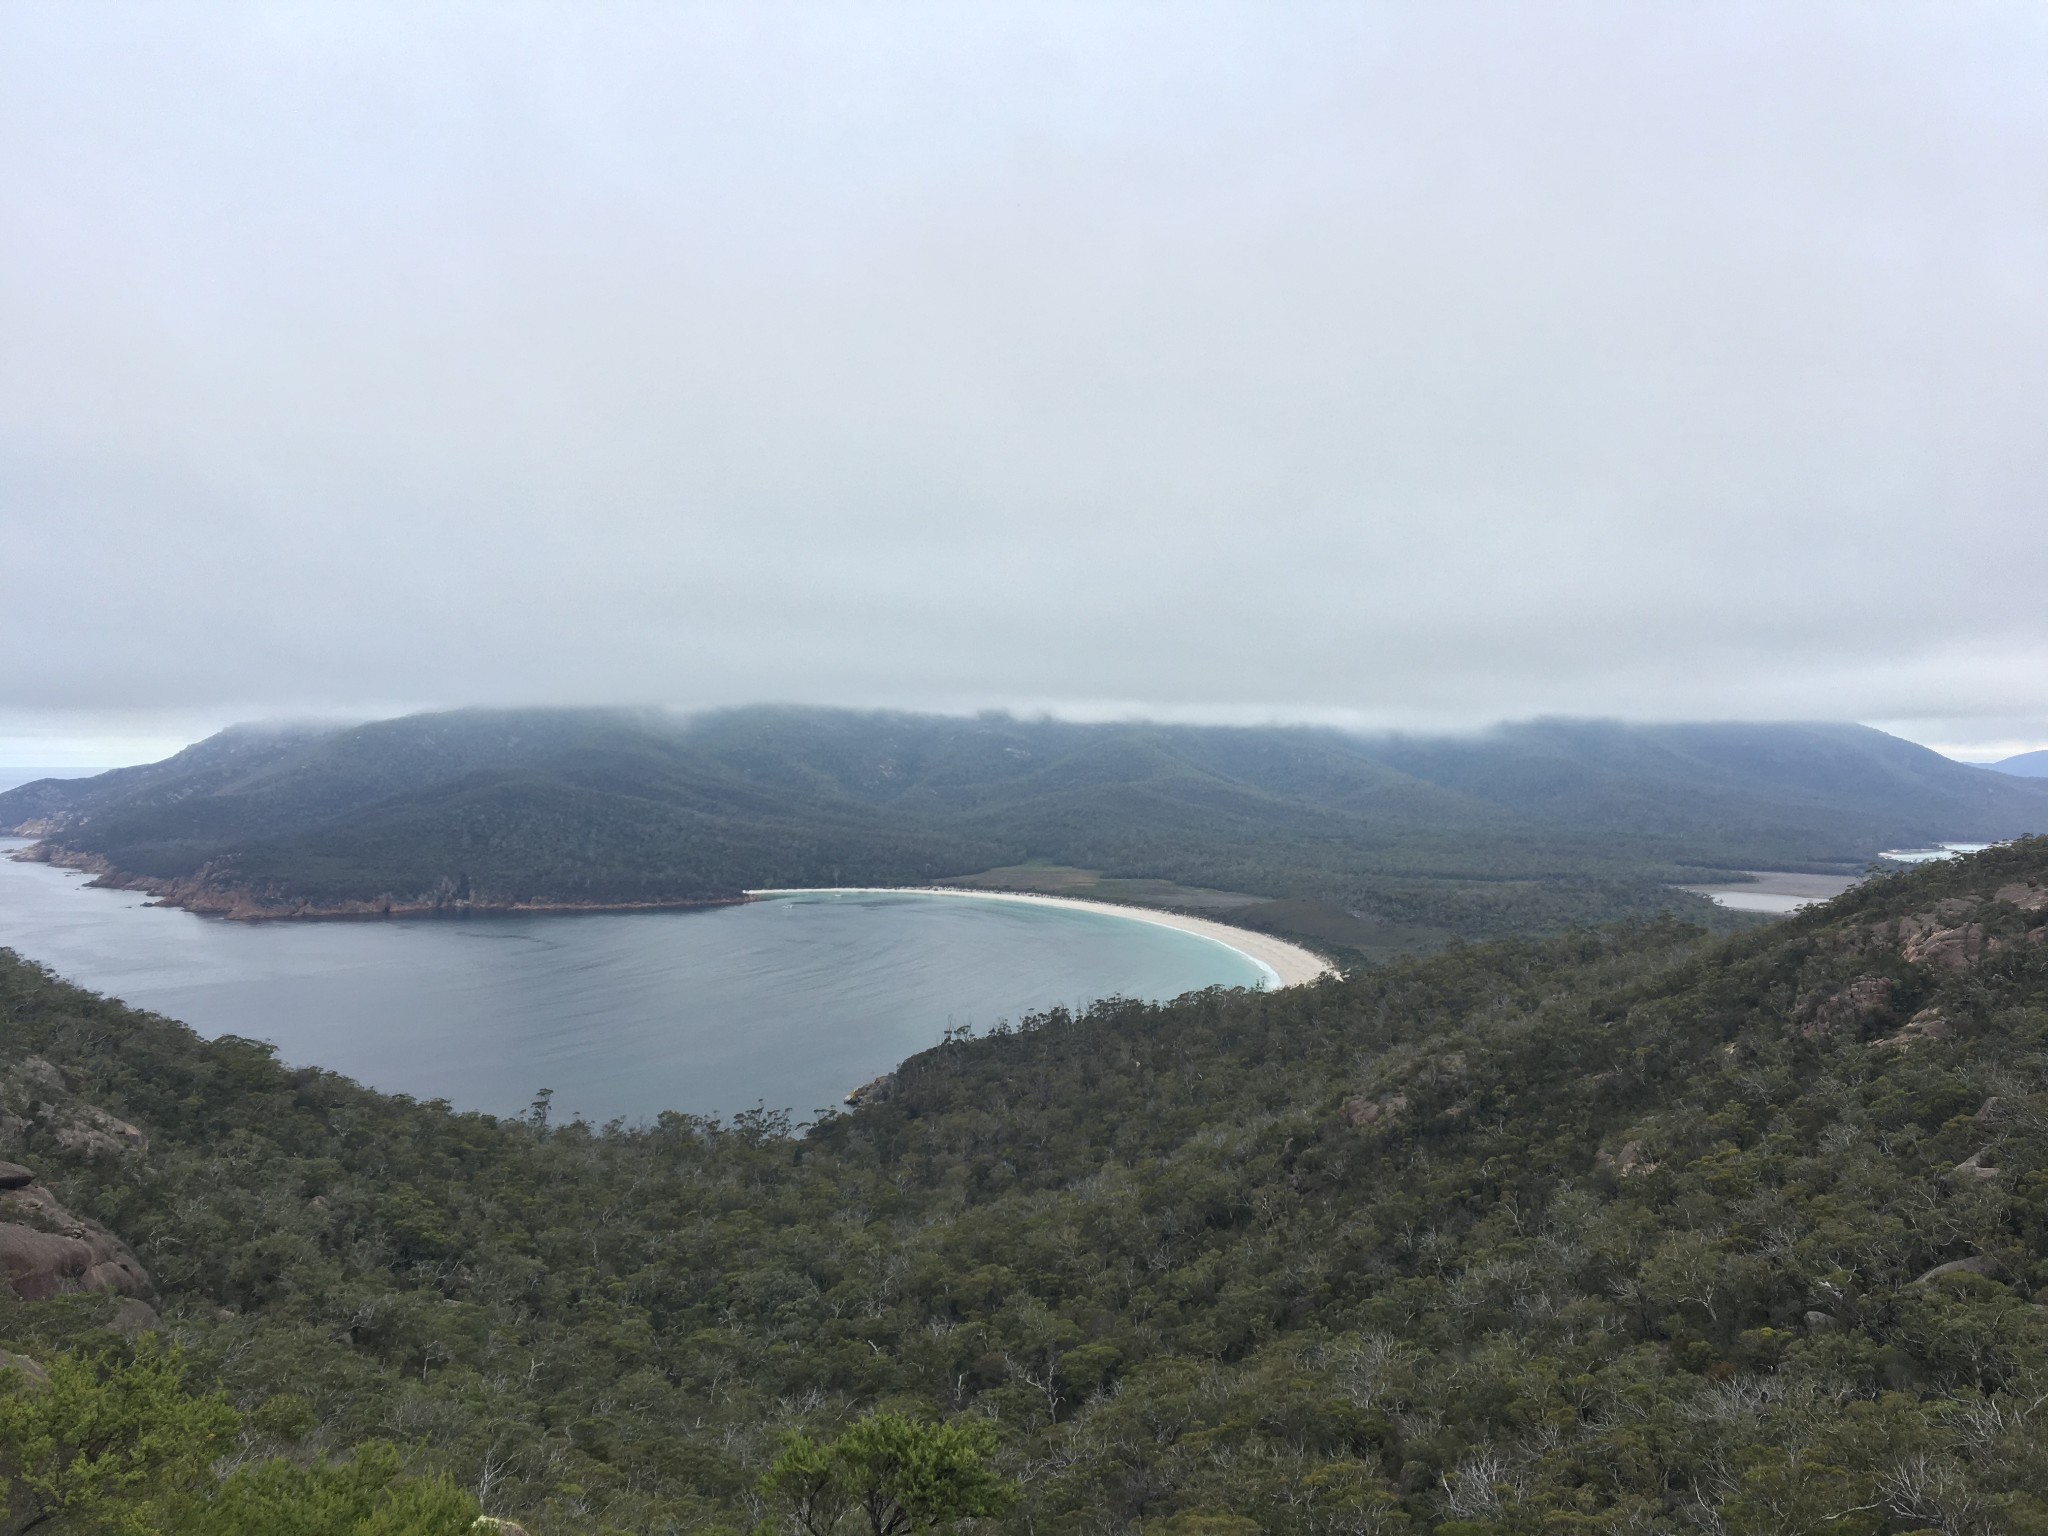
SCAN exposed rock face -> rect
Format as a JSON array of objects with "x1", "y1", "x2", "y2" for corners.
[
  {"x1": 1870, "y1": 1008, "x2": 1951, "y2": 1051},
  {"x1": 845, "y1": 1073, "x2": 897, "y2": 1108},
  {"x1": 1914, "y1": 1255, "x2": 1997, "y2": 1284},
  {"x1": 0, "y1": 1058, "x2": 150, "y2": 1158},
  {"x1": 0, "y1": 1168, "x2": 155, "y2": 1306},
  {"x1": 49, "y1": 1106, "x2": 147, "y2": 1157},
  {"x1": 1341, "y1": 1093, "x2": 1407, "y2": 1127},
  {"x1": 1995, "y1": 880, "x2": 2048, "y2": 913},
  {"x1": 1802, "y1": 977, "x2": 1893, "y2": 1038},
  {"x1": 0, "y1": 1350, "x2": 48, "y2": 1388},
  {"x1": 108, "y1": 1296, "x2": 162, "y2": 1334},
  {"x1": 10, "y1": 1057, "x2": 64, "y2": 1097},
  {"x1": 1949, "y1": 1149, "x2": 2000, "y2": 1182},
  {"x1": 1901, "y1": 919, "x2": 1984, "y2": 970},
  {"x1": 1595, "y1": 1139, "x2": 1659, "y2": 1178}
]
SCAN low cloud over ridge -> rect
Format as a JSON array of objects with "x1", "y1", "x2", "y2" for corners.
[{"x1": 4, "y1": 3, "x2": 2045, "y2": 756}]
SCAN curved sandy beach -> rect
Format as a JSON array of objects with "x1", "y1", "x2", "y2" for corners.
[{"x1": 745, "y1": 886, "x2": 1338, "y2": 989}]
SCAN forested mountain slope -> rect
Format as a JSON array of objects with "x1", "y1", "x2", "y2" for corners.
[
  {"x1": 4, "y1": 707, "x2": 2045, "y2": 943},
  {"x1": 3, "y1": 841, "x2": 2048, "y2": 1531}
]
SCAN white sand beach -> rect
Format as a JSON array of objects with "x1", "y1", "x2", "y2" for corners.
[
  {"x1": 745, "y1": 886, "x2": 1339, "y2": 988},
  {"x1": 1674, "y1": 870, "x2": 1862, "y2": 914}
]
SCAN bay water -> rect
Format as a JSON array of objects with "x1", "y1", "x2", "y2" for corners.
[{"x1": 0, "y1": 843, "x2": 1266, "y2": 1125}]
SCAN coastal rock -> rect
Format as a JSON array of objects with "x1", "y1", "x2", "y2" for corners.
[
  {"x1": 0, "y1": 1164, "x2": 35, "y2": 1190},
  {"x1": 845, "y1": 1073, "x2": 897, "y2": 1109}
]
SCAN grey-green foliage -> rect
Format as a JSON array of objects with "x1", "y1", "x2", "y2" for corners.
[
  {"x1": 2, "y1": 840, "x2": 2048, "y2": 1532},
  {"x1": 184, "y1": 1443, "x2": 479, "y2": 1536},
  {"x1": 757, "y1": 1411, "x2": 1014, "y2": 1535},
  {"x1": 0, "y1": 1342, "x2": 234, "y2": 1535}
]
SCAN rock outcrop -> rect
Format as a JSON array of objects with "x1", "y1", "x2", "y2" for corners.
[
  {"x1": 48, "y1": 1105, "x2": 147, "y2": 1157},
  {"x1": 1341, "y1": 1093, "x2": 1408, "y2": 1127},
  {"x1": 1900, "y1": 918, "x2": 1984, "y2": 969},
  {"x1": 1595, "y1": 1139, "x2": 1660, "y2": 1178},
  {"x1": 1869, "y1": 1007, "x2": 1952, "y2": 1051},
  {"x1": 1801, "y1": 977, "x2": 1894, "y2": 1038},
  {"x1": 0, "y1": 1058, "x2": 149, "y2": 1157},
  {"x1": 0, "y1": 1350, "x2": 48, "y2": 1388},
  {"x1": 1914, "y1": 1255, "x2": 1997, "y2": 1284},
  {"x1": 1948, "y1": 1149, "x2": 2000, "y2": 1183},
  {"x1": 1995, "y1": 880, "x2": 2048, "y2": 913},
  {"x1": 845, "y1": 1073, "x2": 897, "y2": 1108},
  {"x1": 0, "y1": 1163, "x2": 156, "y2": 1317}
]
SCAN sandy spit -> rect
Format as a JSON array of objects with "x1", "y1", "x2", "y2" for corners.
[
  {"x1": 746, "y1": 886, "x2": 1339, "y2": 989},
  {"x1": 1673, "y1": 870, "x2": 1863, "y2": 914}
]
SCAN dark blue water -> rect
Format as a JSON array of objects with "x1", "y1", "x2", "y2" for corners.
[{"x1": 0, "y1": 843, "x2": 1265, "y2": 1124}]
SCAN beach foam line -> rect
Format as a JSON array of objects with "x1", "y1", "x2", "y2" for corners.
[{"x1": 745, "y1": 886, "x2": 1338, "y2": 989}]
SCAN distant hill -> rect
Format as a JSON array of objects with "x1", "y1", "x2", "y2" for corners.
[
  {"x1": 1990, "y1": 748, "x2": 2048, "y2": 778},
  {"x1": 5, "y1": 707, "x2": 2047, "y2": 949},
  {"x1": 0, "y1": 766, "x2": 114, "y2": 796}
]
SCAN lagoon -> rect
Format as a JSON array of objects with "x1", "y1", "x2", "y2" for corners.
[{"x1": 0, "y1": 842, "x2": 1268, "y2": 1124}]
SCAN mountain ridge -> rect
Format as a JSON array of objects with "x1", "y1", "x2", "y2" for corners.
[
  {"x1": 5, "y1": 706, "x2": 2046, "y2": 948},
  {"x1": 1991, "y1": 748, "x2": 2048, "y2": 779}
]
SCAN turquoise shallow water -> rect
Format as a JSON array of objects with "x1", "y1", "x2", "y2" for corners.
[{"x1": 0, "y1": 844, "x2": 1265, "y2": 1123}]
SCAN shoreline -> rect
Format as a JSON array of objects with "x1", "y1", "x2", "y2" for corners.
[
  {"x1": 3, "y1": 841, "x2": 742, "y2": 922},
  {"x1": 747, "y1": 886, "x2": 1339, "y2": 989},
  {"x1": 1673, "y1": 869, "x2": 1863, "y2": 915},
  {"x1": 4, "y1": 840, "x2": 1339, "y2": 984}
]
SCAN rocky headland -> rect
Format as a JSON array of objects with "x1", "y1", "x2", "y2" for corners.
[{"x1": 7, "y1": 840, "x2": 744, "y2": 922}]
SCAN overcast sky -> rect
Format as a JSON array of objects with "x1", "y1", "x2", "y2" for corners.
[{"x1": 4, "y1": 2, "x2": 2045, "y2": 766}]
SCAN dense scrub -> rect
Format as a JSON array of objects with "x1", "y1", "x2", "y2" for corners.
[{"x1": 2, "y1": 840, "x2": 2048, "y2": 1532}]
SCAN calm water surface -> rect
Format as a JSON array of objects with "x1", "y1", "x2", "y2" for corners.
[{"x1": 0, "y1": 842, "x2": 1264, "y2": 1123}]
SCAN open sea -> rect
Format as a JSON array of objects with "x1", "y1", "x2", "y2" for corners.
[{"x1": 0, "y1": 842, "x2": 1266, "y2": 1125}]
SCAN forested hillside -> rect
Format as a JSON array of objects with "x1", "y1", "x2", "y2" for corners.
[
  {"x1": 3, "y1": 840, "x2": 2047, "y2": 1532},
  {"x1": 4, "y1": 707, "x2": 2044, "y2": 947}
]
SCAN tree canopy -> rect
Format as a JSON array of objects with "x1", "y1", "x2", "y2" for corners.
[{"x1": 0, "y1": 839, "x2": 2045, "y2": 1531}]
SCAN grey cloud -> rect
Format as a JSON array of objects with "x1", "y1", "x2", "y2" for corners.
[{"x1": 4, "y1": 2, "x2": 2045, "y2": 752}]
